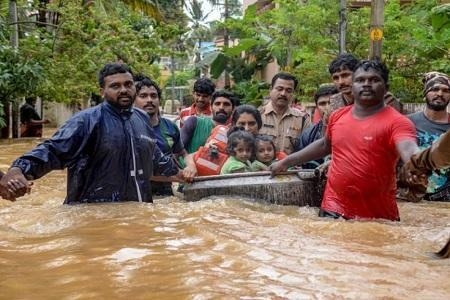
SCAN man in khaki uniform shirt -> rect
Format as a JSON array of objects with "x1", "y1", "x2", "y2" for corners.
[{"x1": 259, "y1": 72, "x2": 310, "y2": 154}]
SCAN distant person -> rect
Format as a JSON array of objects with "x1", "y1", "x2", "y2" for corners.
[
  {"x1": 259, "y1": 72, "x2": 310, "y2": 154},
  {"x1": 20, "y1": 96, "x2": 50, "y2": 137},
  {"x1": 407, "y1": 71, "x2": 450, "y2": 201},
  {"x1": 178, "y1": 78, "x2": 215, "y2": 127},
  {"x1": 220, "y1": 129, "x2": 255, "y2": 174},
  {"x1": 294, "y1": 84, "x2": 338, "y2": 168},
  {"x1": 0, "y1": 63, "x2": 181, "y2": 204},
  {"x1": 270, "y1": 60, "x2": 420, "y2": 221}
]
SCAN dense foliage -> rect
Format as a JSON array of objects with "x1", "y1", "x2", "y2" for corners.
[
  {"x1": 214, "y1": 0, "x2": 449, "y2": 105},
  {"x1": 0, "y1": 0, "x2": 448, "y2": 127}
]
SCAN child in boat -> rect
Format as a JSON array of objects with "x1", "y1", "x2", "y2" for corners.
[
  {"x1": 251, "y1": 135, "x2": 288, "y2": 171},
  {"x1": 251, "y1": 135, "x2": 276, "y2": 171},
  {"x1": 220, "y1": 128, "x2": 255, "y2": 174}
]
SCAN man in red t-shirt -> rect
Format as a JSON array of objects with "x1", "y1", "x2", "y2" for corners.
[
  {"x1": 178, "y1": 78, "x2": 215, "y2": 127},
  {"x1": 270, "y1": 60, "x2": 420, "y2": 221}
]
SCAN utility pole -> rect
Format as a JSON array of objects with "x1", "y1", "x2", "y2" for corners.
[
  {"x1": 8, "y1": 0, "x2": 19, "y2": 138},
  {"x1": 369, "y1": 0, "x2": 385, "y2": 59},
  {"x1": 339, "y1": 0, "x2": 347, "y2": 54},
  {"x1": 223, "y1": 0, "x2": 230, "y2": 88},
  {"x1": 170, "y1": 53, "x2": 176, "y2": 114}
]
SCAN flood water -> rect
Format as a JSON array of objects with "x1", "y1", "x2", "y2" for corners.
[{"x1": 0, "y1": 135, "x2": 449, "y2": 299}]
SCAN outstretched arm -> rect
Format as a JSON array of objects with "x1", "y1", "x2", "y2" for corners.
[
  {"x1": 270, "y1": 137, "x2": 331, "y2": 175},
  {"x1": 400, "y1": 131, "x2": 450, "y2": 185},
  {"x1": 396, "y1": 139, "x2": 427, "y2": 193},
  {"x1": 425, "y1": 130, "x2": 450, "y2": 169}
]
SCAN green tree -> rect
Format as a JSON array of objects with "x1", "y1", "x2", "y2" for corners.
[{"x1": 211, "y1": 0, "x2": 449, "y2": 104}]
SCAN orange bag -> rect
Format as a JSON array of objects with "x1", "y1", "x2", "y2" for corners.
[
  {"x1": 194, "y1": 146, "x2": 228, "y2": 176},
  {"x1": 205, "y1": 125, "x2": 228, "y2": 154}
]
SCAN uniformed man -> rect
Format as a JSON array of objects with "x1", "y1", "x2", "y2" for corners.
[{"x1": 259, "y1": 72, "x2": 310, "y2": 154}]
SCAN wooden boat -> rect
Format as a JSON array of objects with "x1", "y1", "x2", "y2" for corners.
[{"x1": 183, "y1": 170, "x2": 322, "y2": 207}]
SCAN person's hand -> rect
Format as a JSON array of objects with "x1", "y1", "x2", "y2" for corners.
[
  {"x1": 398, "y1": 162, "x2": 428, "y2": 202},
  {"x1": 43, "y1": 119, "x2": 50, "y2": 124},
  {"x1": 399, "y1": 160, "x2": 429, "y2": 187},
  {"x1": 269, "y1": 160, "x2": 288, "y2": 177},
  {"x1": 316, "y1": 160, "x2": 331, "y2": 177},
  {"x1": 0, "y1": 168, "x2": 32, "y2": 201},
  {"x1": 173, "y1": 170, "x2": 187, "y2": 183},
  {"x1": 182, "y1": 166, "x2": 197, "y2": 183}
]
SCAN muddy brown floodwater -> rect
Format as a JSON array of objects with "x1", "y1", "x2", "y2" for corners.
[{"x1": 0, "y1": 135, "x2": 449, "y2": 299}]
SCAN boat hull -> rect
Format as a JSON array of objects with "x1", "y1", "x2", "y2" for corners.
[{"x1": 183, "y1": 171, "x2": 322, "y2": 207}]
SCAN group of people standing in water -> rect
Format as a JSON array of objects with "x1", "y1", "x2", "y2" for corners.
[{"x1": 0, "y1": 54, "x2": 449, "y2": 223}]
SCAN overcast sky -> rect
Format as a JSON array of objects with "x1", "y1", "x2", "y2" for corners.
[{"x1": 197, "y1": 0, "x2": 243, "y2": 23}]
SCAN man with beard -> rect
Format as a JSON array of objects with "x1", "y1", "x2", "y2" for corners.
[
  {"x1": 259, "y1": 72, "x2": 310, "y2": 154},
  {"x1": 270, "y1": 60, "x2": 419, "y2": 221},
  {"x1": 178, "y1": 90, "x2": 237, "y2": 177},
  {"x1": 407, "y1": 71, "x2": 450, "y2": 201},
  {"x1": 133, "y1": 74, "x2": 196, "y2": 196},
  {"x1": 0, "y1": 63, "x2": 181, "y2": 203},
  {"x1": 180, "y1": 90, "x2": 236, "y2": 156},
  {"x1": 178, "y1": 78, "x2": 215, "y2": 128}
]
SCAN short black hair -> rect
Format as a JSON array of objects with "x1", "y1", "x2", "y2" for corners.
[
  {"x1": 25, "y1": 96, "x2": 37, "y2": 104},
  {"x1": 271, "y1": 72, "x2": 299, "y2": 90},
  {"x1": 211, "y1": 90, "x2": 239, "y2": 108},
  {"x1": 98, "y1": 63, "x2": 133, "y2": 88},
  {"x1": 354, "y1": 59, "x2": 390, "y2": 89},
  {"x1": 193, "y1": 78, "x2": 215, "y2": 95},
  {"x1": 328, "y1": 53, "x2": 360, "y2": 75},
  {"x1": 231, "y1": 104, "x2": 262, "y2": 130},
  {"x1": 226, "y1": 129, "x2": 256, "y2": 157},
  {"x1": 134, "y1": 73, "x2": 162, "y2": 99},
  {"x1": 255, "y1": 134, "x2": 277, "y2": 152},
  {"x1": 314, "y1": 84, "x2": 338, "y2": 104}
]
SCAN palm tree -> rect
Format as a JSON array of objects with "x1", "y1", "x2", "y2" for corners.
[
  {"x1": 84, "y1": 0, "x2": 162, "y2": 21},
  {"x1": 184, "y1": 0, "x2": 213, "y2": 65}
]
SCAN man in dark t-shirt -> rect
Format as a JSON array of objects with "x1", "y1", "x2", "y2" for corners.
[
  {"x1": 20, "y1": 97, "x2": 49, "y2": 137},
  {"x1": 408, "y1": 71, "x2": 450, "y2": 201}
]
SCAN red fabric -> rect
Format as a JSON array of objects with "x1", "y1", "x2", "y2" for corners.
[
  {"x1": 194, "y1": 146, "x2": 228, "y2": 176},
  {"x1": 205, "y1": 125, "x2": 229, "y2": 154},
  {"x1": 275, "y1": 151, "x2": 287, "y2": 160},
  {"x1": 322, "y1": 105, "x2": 416, "y2": 220},
  {"x1": 179, "y1": 104, "x2": 212, "y2": 127},
  {"x1": 312, "y1": 109, "x2": 322, "y2": 124}
]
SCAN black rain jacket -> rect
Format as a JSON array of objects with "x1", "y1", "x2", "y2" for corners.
[{"x1": 12, "y1": 101, "x2": 178, "y2": 204}]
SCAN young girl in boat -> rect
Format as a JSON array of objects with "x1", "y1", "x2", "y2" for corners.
[
  {"x1": 251, "y1": 135, "x2": 276, "y2": 171},
  {"x1": 220, "y1": 128, "x2": 255, "y2": 174},
  {"x1": 252, "y1": 135, "x2": 288, "y2": 171}
]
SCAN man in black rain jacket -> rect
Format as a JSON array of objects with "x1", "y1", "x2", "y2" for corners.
[{"x1": 0, "y1": 63, "x2": 180, "y2": 203}]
